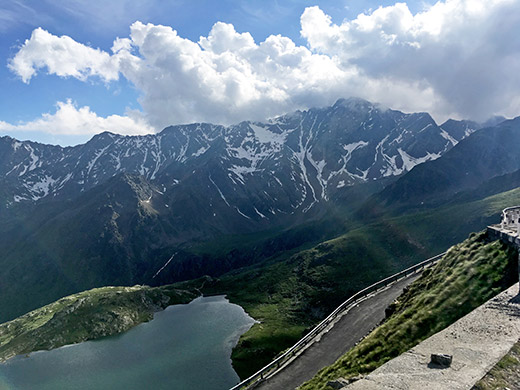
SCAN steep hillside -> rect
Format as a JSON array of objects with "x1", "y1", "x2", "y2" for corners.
[
  {"x1": 375, "y1": 117, "x2": 520, "y2": 210},
  {"x1": 2, "y1": 184, "x2": 517, "y2": 379},
  {"x1": 0, "y1": 174, "x2": 351, "y2": 323},
  {"x1": 449, "y1": 168, "x2": 520, "y2": 204},
  {"x1": 202, "y1": 185, "x2": 520, "y2": 378},
  {"x1": 0, "y1": 285, "x2": 196, "y2": 362},
  {"x1": 0, "y1": 98, "x2": 476, "y2": 323},
  {"x1": 439, "y1": 118, "x2": 479, "y2": 141},
  {"x1": 300, "y1": 230, "x2": 518, "y2": 389},
  {"x1": 202, "y1": 220, "x2": 431, "y2": 378}
]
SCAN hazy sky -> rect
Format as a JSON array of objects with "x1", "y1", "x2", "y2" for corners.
[{"x1": 1, "y1": 0, "x2": 519, "y2": 145}]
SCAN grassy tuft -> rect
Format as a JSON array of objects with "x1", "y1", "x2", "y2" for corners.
[
  {"x1": 299, "y1": 231, "x2": 518, "y2": 390},
  {"x1": 472, "y1": 341, "x2": 520, "y2": 390}
]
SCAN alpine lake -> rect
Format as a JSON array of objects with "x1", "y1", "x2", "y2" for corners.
[{"x1": 0, "y1": 295, "x2": 255, "y2": 390}]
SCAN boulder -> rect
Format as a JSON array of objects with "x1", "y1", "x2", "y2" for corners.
[
  {"x1": 326, "y1": 376, "x2": 364, "y2": 389},
  {"x1": 430, "y1": 353, "x2": 453, "y2": 367}
]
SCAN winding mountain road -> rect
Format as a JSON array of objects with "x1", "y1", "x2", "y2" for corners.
[{"x1": 254, "y1": 274, "x2": 421, "y2": 390}]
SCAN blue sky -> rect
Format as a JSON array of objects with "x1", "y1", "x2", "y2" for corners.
[{"x1": 1, "y1": 0, "x2": 519, "y2": 145}]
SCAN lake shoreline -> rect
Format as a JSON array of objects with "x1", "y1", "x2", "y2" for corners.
[{"x1": 0, "y1": 295, "x2": 255, "y2": 390}]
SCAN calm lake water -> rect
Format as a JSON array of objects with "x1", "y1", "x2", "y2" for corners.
[{"x1": 0, "y1": 295, "x2": 255, "y2": 390}]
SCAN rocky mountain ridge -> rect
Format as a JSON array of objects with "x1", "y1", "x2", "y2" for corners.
[
  {"x1": 0, "y1": 97, "x2": 496, "y2": 323},
  {"x1": 1, "y1": 98, "x2": 481, "y2": 224},
  {"x1": 376, "y1": 116, "x2": 520, "y2": 209}
]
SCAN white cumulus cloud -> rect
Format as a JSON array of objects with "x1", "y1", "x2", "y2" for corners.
[
  {"x1": 9, "y1": 27, "x2": 119, "y2": 83},
  {"x1": 115, "y1": 20, "x2": 348, "y2": 128},
  {"x1": 7, "y1": 0, "x2": 520, "y2": 132},
  {"x1": 0, "y1": 100, "x2": 153, "y2": 136},
  {"x1": 300, "y1": 0, "x2": 520, "y2": 121}
]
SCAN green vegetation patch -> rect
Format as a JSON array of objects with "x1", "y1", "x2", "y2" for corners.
[
  {"x1": 200, "y1": 219, "x2": 432, "y2": 379},
  {"x1": 0, "y1": 285, "x2": 196, "y2": 362},
  {"x1": 179, "y1": 186, "x2": 520, "y2": 380},
  {"x1": 201, "y1": 186, "x2": 520, "y2": 380},
  {"x1": 300, "y1": 231, "x2": 518, "y2": 390},
  {"x1": 472, "y1": 340, "x2": 520, "y2": 390}
]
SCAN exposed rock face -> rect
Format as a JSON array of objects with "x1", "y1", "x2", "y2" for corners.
[
  {"x1": 327, "y1": 378, "x2": 350, "y2": 389},
  {"x1": 1, "y1": 98, "x2": 472, "y2": 219},
  {"x1": 327, "y1": 375, "x2": 364, "y2": 389},
  {"x1": 377, "y1": 117, "x2": 520, "y2": 208}
]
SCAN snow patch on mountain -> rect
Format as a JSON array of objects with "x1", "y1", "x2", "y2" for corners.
[
  {"x1": 27, "y1": 175, "x2": 57, "y2": 200},
  {"x1": 440, "y1": 129, "x2": 458, "y2": 146},
  {"x1": 398, "y1": 149, "x2": 441, "y2": 171},
  {"x1": 1, "y1": 98, "x2": 482, "y2": 214}
]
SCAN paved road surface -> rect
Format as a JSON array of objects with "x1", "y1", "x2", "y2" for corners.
[{"x1": 255, "y1": 274, "x2": 421, "y2": 390}]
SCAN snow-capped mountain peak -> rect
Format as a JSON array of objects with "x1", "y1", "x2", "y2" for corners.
[{"x1": 0, "y1": 99, "x2": 481, "y2": 221}]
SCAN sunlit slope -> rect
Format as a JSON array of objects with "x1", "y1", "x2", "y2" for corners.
[
  {"x1": 300, "y1": 230, "x2": 518, "y2": 389},
  {"x1": 203, "y1": 186, "x2": 520, "y2": 379},
  {"x1": 0, "y1": 285, "x2": 195, "y2": 362}
]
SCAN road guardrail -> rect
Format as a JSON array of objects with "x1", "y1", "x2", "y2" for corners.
[{"x1": 229, "y1": 252, "x2": 446, "y2": 390}]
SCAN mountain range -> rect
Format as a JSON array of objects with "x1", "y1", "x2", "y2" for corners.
[
  {"x1": 0, "y1": 97, "x2": 513, "y2": 322},
  {"x1": 376, "y1": 116, "x2": 520, "y2": 209},
  {"x1": 1, "y1": 98, "x2": 479, "y2": 216}
]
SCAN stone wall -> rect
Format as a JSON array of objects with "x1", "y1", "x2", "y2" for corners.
[
  {"x1": 487, "y1": 225, "x2": 520, "y2": 289},
  {"x1": 487, "y1": 225, "x2": 520, "y2": 245}
]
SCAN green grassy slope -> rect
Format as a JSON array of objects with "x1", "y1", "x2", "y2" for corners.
[
  {"x1": 2, "y1": 180, "x2": 518, "y2": 379},
  {"x1": 201, "y1": 220, "x2": 431, "y2": 378},
  {"x1": 0, "y1": 285, "x2": 196, "y2": 362},
  {"x1": 200, "y1": 187, "x2": 520, "y2": 379},
  {"x1": 0, "y1": 195, "x2": 349, "y2": 324},
  {"x1": 299, "y1": 230, "x2": 518, "y2": 390}
]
